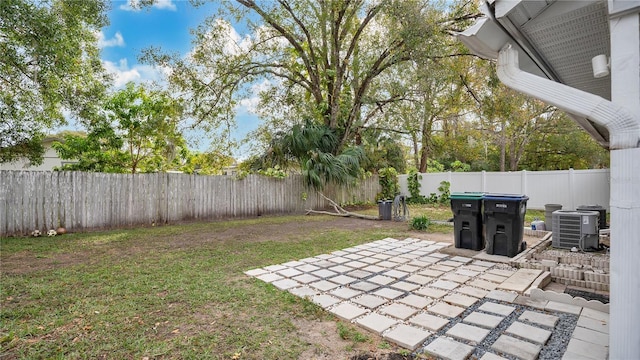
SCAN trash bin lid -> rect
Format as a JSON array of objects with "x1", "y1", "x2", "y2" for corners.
[
  {"x1": 483, "y1": 193, "x2": 529, "y2": 201},
  {"x1": 450, "y1": 192, "x2": 484, "y2": 200}
]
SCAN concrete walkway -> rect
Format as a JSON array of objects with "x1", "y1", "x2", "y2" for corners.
[{"x1": 245, "y1": 238, "x2": 609, "y2": 360}]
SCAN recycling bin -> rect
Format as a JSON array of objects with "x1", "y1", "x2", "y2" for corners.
[
  {"x1": 378, "y1": 200, "x2": 392, "y2": 220},
  {"x1": 450, "y1": 192, "x2": 484, "y2": 250},
  {"x1": 484, "y1": 193, "x2": 529, "y2": 257}
]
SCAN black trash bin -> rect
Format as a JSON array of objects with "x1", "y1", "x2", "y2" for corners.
[
  {"x1": 484, "y1": 194, "x2": 529, "y2": 257},
  {"x1": 378, "y1": 200, "x2": 392, "y2": 220},
  {"x1": 450, "y1": 192, "x2": 484, "y2": 250},
  {"x1": 576, "y1": 205, "x2": 608, "y2": 229}
]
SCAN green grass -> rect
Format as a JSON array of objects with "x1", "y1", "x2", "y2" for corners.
[{"x1": 1, "y1": 215, "x2": 424, "y2": 359}]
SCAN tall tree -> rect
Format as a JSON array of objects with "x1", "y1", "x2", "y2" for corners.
[
  {"x1": 0, "y1": 0, "x2": 110, "y2": 164},
  {"x1": 54, "y1": 83, "x2": 187, "y2": 174},
  {"x1": 143, "y1": 0, "x2": 480, "y2": 157}
]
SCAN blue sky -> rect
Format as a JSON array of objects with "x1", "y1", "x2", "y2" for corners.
[{"x1": 97, "y1": 0, "x2": 260, "y2": 158}]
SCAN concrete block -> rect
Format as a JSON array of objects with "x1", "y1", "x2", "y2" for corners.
[
  {"x1": 277, "y1": 267, "x2": 303, "y2": 278},
  {"x1": 288, "y1": 286, "x2": 319, "y2": 298},
  {"x1": 380, "y1": 303, "x2": 419, "y2": 320},
  {"x1": 352, "y1": 294, "x2": 387, "y2": 309},
  {"x1": 256, "y1": 273, "x2": 284, "y2": 283},
  {"x1": 398, "y1": 294, "x2": 433, "y2": 309},
  {"x1": 498, "y1": 269, "x2": 542, "y2": 294},
  {"x1": 480, "y1": 352, "x2": 509, "y2": 360},
  {"x1": 328, "y1": 256, "x2": 349, "y2": 264},
  {"x1": 376, "y1": 260, "x2": 398, "y2": 268},
  {"x1": 446, "y1": 323, "x2": 490, "y2": 344},
  {"x1": 581, "y1": 307, "x2": 609, "y2": 323},
  {"x1": 372, "y1": 288, "x2": 405, "y2": 300},
  {"x1": 577, "y1": 314, "x2": 609, "y2": 334},
  {"x1": 355, "y1": 313, "x2": 398, "y2": 335},
  {"x1": 468, "y1": 279, "x2": 499, "y2": 291},
  {"x1": 328, "y1": 275, "x2": 357, "y2": 285},
  {"x1": 513, "y1": 295, "x2": 548, "y2": 310},
  {"x1": 408, "y1": 312, "x2": 450, "y2": 332},
  {"x1": 416, "y1": 286, "x2": 448, "y2": 299},
  {"x1": 442, "y1": 273, "x2": 471, "y2": 284},
  {"x1": 478, "y1": 302, "x2": 516, "y2": 316},
  {"x1": 389, "y1": 281, "x2": 420, "y2": 292},
  {"x1": 463, "y1": 311, "x2": 505, "y2": 328},
  {"x1": 565, "y1": 338, "x2": 608, "y2": 360},
  {"x1": 359, "y1": 257, "x2": 380, "y2": 265},
  {"x1": 456, "y1": 285, "x2": 489, "y2": 299},
  {"x1": 244, "y1": 268, "x2": 269, "y2": 277},
  {"x1": 344, "y1": 253, "x2": 364, "y2": 260},
  {"x1": 369, "y1": 275, "x2": 395, "y2": 285},
  {"x1": 505, "y1": 321, "x2": 552, "y2": 345},
  {"x1": 329, "y1": 287, "x2": 362, "y2": 300},
  {"x1": 443, "y1": 293, "x2": 478, "y2": 307},
  {"x1": 518, "y1": 310, "x2": 558, "y2": 328},
  {"x1": 491, "y1": 335, "x2": 542, "y2": 360},
  {"x1": 383, "y1": 324, "x2": 431, "y2": 351},
  {"x1": 350, "y1": 281, "x2": 379, "y2": 292},
  {"x1": 312, "y1": 269, "x2": 338, "y2": 279},
  {"x1": 404, "y1": 274, "x2": 434, "y2": 285},
  {"x1": 485, "y1": 289, "x2": 518, "y2": 302},
  {"x1": 419, "y1": 269, "x2": 444, "y2": 278},
  {"x1": 271, "y1": 278, "x2": 301, "y2": 290},
  {"x1": 330, "y1": 303, "x2": 368, "y2": 321},
  {"x1": 311, "y1": 294, "x2": 342, "y2": 308},
  {"x1": 545, "y1": 301, "x2": 582, "y2": 315},
  {"x1": 431, "y1": 279, "x2": 459, "y2": 291},
  {"x1": 424, "y1": 336, "x2": 474, "y2": 360},
  {"x1": 396, "y1": 264, "x2": 421, "y2": 273},
  {"x1": 382, "y1": 269, "x2": 410, "y2": 279},
  {"x1": 296, "y1": 264, "x2": 321, "y2": 272},
  {"x1": 344, "y1": 260, "x2": 367, "y2": 269},
  {"x1": 431, "y1": 264, "x2": 456, "y2": 272},
  {"x1": 309, "y1": 280, "x2": 340, "y2": 291},
  {"x1": 456, "y1": 269, "x2": 480, "y2": 277},
  {"x1": 264, "y1": 264, "x2": 288, "y2": 272},
  {"x1": 427, "y1": 302, "x2": 466, "y2": 318},
  {"x1": 488, "y1": 268, "x2": 517, "y2": 277},
  {"x1": 328, "y1": 265, "x2": 354, "y2": 274},
  {"x1": 572, "y1": 326, "x2": 609, "y2": 347},
  {"x1": 450, "y1": 256, "x2": 473, "y2": 264},
  {"x1": 346, "y1": 270, "x2": 372, "y2": 279}
]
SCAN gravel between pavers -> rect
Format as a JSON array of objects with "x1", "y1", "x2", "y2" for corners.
[{"x1": 416, "y1": 298, "x2": 579, "y2": 360}]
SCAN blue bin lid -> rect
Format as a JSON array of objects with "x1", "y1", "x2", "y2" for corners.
[{"x1": 484, "y1": 193, "x2": 529, "y2": 201}]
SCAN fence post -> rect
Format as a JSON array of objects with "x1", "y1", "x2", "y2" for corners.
[
  {"x1": 521, "y1": 170, "x2": 527, "y2": 195},
  {"x1": 568, "y1": 168, "x2": 575, "y2": 210}
]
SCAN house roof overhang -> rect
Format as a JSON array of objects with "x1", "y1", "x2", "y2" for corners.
[{"x1": 457, "y1": 0, "x2": 615, "y2": 148}]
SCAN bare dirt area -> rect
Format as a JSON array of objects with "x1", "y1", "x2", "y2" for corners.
[{"x1": 1, "y1": 215, "x2": 440, "y2": 275}]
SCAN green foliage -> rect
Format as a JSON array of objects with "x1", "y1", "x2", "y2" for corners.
[
  {"x1": 427, "y1": 159, "x2": 445, "y2": 173},
  {"x1": 378, "y1": 167, "x2": 399, "y2": 200},
  {"x1": 250, "y1": 120, "x2": 364, "y2": 189},
  {"x1": 54, "y1": 83, "x2": 188, "y2": 174},
  {"x1": 438, "y1": 180, "x2": 451, "y2": 204},
  {"x1": 257, "y1": 165, "x2": 287, "y2": 179},
  {"x1": 410, "y1": 215, "x2": 431, "y2": 231},
  {"x1": 406, "y1": 168, "x2": 428, "y2": 204},
  {"x1": 0, "y1": 0, "x2": 109, "y2": 164},
  {"x1": 336, "y1": 322, "x2": 369, "y2": 343},
  {"x1": 450, "y1": 160, "x2": 471, "y2": 172}
]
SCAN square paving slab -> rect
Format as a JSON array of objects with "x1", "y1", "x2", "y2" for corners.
[
  {"x1": 372, "y1": 288, "x2": 405, "y2": 300},
  {"x1": 380, "y1": 303, "x2": 419, "y2": 320},
  {"x1": 384, "y1": 324, "x2": 431, "y2": 351},
  {"x1": 491, "y1": 335, "x2": 542, "y2": 360},
  {"x1": 505, "y1": 321, "x2": 552, "y2": 345},
  {"x1": 424, "y1": 336, "x2": 474, "y2": 360},
  {"x1": 352, "y1": 294, "x2": 388, "y2": 309},
  {"x1": 350, "y1": 281, "x2": 379, "y2": 292},
  {"x1": 443, "y1": 293, "x2": 478, "y2": 307},
  {"x1": 519, "y1": 310, "x2": 559, "y2": 328},
  {"x1": 446, "y1": 322, "x2": 491, "y2": 344},
  {"x1": 398, "y1": 294, "x2": 432, "y2": 309},
  {"x1": 427, "y1": 302, "x2": 466, "y2": 318},
  {"x1": 463, "y1": 311, "x2": 505, "y2": 328},
  {"x1": 478, "y1": 302, "x2": 516, "y2": 316},
  {"x1": 330, "y1": 303, "x2": 368, "y2": 321},
  {"x1": 416, "y1": 287, "x2": 448, "y2": 299},
  {"x1": 409, "y1": 312, "x2": 449, "y2": 332},
  {"x1": 389, "y1": 281, "x2": 420, "y2": 292},
  {"x1": 355, "y1": 313, "x2": 398, "y2": 335}
]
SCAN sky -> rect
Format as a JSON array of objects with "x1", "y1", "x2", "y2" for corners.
[{"x1": 96, "y1": 0, "x2": 260, "y2": 158}]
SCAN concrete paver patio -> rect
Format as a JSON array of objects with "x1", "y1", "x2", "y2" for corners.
[{"x1": 245, "y1": 237, "x2": 609, "y2": 359}]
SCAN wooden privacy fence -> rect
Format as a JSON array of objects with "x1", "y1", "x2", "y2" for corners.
[{"x1": 0, "y1": 171, "x2": 380, "y2": 237}]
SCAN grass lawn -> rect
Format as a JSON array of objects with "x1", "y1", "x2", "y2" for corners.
[{"x1": 1, "y1": 213, "x2": 436, "y2": 359}]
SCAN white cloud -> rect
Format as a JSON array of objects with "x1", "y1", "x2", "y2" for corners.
[
  {"x1": 103, "y1": 58, "x2": 169, "y2": 88},
  {"x1": 96, "y1": 31, "x2": 125, "y2": 48},
  {"x1": 119, "y1": 0, "x2": 176, "y2": 12},
  {"x1": 237, "y1": 79, "x2": 272, "y2": 115}
]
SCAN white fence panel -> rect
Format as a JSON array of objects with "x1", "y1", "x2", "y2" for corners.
[{"x1": 399, "y1": 169, "x2": 610, "y2": 211}]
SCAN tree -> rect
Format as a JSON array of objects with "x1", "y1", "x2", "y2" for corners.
[
  {"x1": 0, "y1": 0, "x2": 110, "y2": 164},
  {"x1": 143, "y1": 0, "x2": 480, "y2": 157},
  {"x1": 54, "y1": 83, "x2": 187, "y2": 174}
]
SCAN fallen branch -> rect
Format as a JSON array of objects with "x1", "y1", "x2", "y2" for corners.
[{"x1": 305, "y1": 193, "x2": 380, "y2": 220}]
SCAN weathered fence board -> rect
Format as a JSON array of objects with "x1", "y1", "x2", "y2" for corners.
[{"x1": 1, "y1": 171, "x2": 380, "y2": 236}]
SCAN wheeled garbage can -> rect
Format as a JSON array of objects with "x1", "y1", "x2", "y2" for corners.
[
  {"x1": 378, "y1": 200, "x2": 392, "y2": 220},
  {"x1": 450, "y1": 192, "x2": 484, "y2": 250},
  {"x1": 484, "y1": 194, "x2": 529, "y2": 257}
]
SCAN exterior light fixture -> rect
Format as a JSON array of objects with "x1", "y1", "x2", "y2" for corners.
[{"x1": 591, "y1": 54, "x2": 610, "y2": 78}]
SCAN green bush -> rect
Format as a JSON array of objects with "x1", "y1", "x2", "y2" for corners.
[
  {"x1": 410, "y1": 215, "x2": 430, "y2": 231},
  {"x1": 377, "y1": 167, "x2": 399, "y2": 200},
  {"x1": 438, "y1": 180, "x2": 450, "y2": 204}
]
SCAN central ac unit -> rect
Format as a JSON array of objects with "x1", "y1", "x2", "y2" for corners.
[{"x1": 552, "y1": 210, "x2": 600, "y2": 251}]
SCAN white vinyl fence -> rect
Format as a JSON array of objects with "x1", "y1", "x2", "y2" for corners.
[
  {"x1": 398, "y1": 169, "x2": 610, "y2": 211},
  {"x1": 0, "y1": 171, "x2": 380, "y2": 237}
]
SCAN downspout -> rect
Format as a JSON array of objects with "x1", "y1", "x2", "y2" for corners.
[{"x1": 496, "y1": 44, "x2": 640, "y2": 150}]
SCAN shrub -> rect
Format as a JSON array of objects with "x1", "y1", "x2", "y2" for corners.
[
  {"x1": 410, "y1": 215, "x2": 430, "y2": 231},
  {"x1": 377, "y1": 167, "x2": 399, "y2": 200}
]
